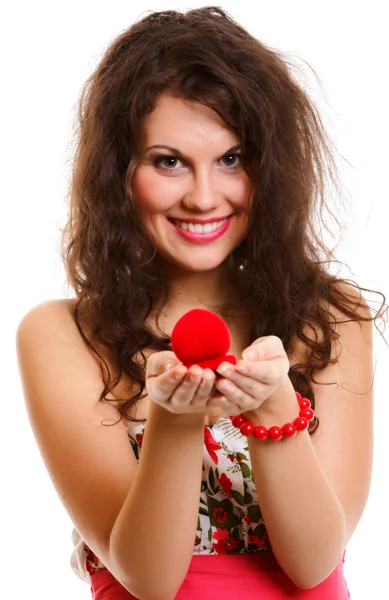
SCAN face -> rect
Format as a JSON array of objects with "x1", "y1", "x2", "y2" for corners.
[{"x1": 132, "y1": 92, "x2": 252, "y2": 273}]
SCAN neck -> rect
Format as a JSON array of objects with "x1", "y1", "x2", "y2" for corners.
[
  {"x1": 163, "y1": 257, "x2": 240, "y2": 313},
  {"x1": 147, "y1": 256, "x2": 248, "y2": 334}
]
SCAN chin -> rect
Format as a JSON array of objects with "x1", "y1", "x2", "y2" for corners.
[
  {"x1": 163, "y1": 254, "x2": 227, "y2": 272},
  {"x1": 176, "y1": 261, "x2": 224, "y2": 273},
  {"x1": 155, "y1": 246, "x2": 236, "y2": 273}
]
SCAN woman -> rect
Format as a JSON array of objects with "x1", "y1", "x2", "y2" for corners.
[{"x1": 16, "y1": 7, "x2": 387, "y2": 600}]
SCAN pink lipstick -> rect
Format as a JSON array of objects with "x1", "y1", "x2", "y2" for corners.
[{"x1": 169, "y1": 216, "x2": 234, "y2": 244}]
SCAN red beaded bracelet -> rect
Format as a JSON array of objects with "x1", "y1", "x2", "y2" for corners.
[{"x1": 229, "y1": 391, "x2": 315, "y2": 441}]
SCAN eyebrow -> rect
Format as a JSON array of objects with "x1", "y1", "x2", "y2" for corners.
[{"x1": 145, "y1": 144, "x2": 242, "y2": 156}]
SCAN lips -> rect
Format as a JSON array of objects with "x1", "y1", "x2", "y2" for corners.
[
  {"x1": 170, "y1": 217, "x2": 229, "y2": 234},
  {"x1": 168, "y1": 215, "x2": 234, "y2": 244}
]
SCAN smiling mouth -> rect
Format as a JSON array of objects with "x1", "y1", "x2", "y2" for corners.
[{"x1": 169, "y1": 216, "x2": 231, "y2": 234}]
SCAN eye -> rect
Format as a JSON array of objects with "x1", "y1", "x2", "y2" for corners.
[
  {"x1": 221, "y1": 154, "x2": 241, "y2": 167},
  {"x1": 153, "y1": 156, "x2": 184, "y2": 171}
]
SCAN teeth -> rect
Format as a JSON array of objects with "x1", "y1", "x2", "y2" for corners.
[{"x1": 174, "y1": 218, "x2": 228, "y2": 234}]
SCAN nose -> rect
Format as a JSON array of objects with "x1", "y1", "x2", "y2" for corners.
[{"x1": 181, "y1": 170, "x2": 221, "y2": 212}]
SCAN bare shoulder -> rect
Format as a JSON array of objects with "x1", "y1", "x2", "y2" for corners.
[
  {"x1": 17, "y1": 297, "x2": 112, "y2": 381},
  {"x1": 328, "y1": 280, "x2": 372, "y2": 320},
  {"x1": 18, "y1": 297, "x2": 78, "y2": 318},
  {"x1": 323, "y1": 280, "x2": 373, "y2": 367},
  {"x1": 17, "y1": 297, "x2": 88, "y2": 340},
  {"x1": 17, "y1": 298, "x2": 83, "y2": 347},
  {"x1": 16, "y1": 298, "x2": 138, "y2": 574}
]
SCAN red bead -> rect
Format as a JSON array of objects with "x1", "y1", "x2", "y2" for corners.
[
  {"x1": 298, "y1": 397, "x2": 311, "y2": 410},
  {"x1": 231, "y1": 414, "x2": 246, "y2": 428},
  {"x1": 293, "y1": 416, "x2": 309, "y2": 431},
  {"x1": 240, "y1": 421, "x2": 255, "y2": 436},
  {"x1": 228, "y1": 398, "x2": 315, "y2": 442},
  {"x1": 253, "y1": 425, "x2": 268, "y2": 440},
  {"x1": 268, "y1": 426, "x2": 283, "y2": 441},
  {"x1": 299, "y1": 408, "x2": 314, "y2": 421},
  {"x1": 282, "y1": 423, "x2": 297, "y2": 437}
]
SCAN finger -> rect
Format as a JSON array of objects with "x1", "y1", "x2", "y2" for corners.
[
  {"x1": 215, "y1": 358, "x2": 288, "y2": 403},
  {"x1": 146, "y1": 364, "x2": 187, "y2": 403},
  {"x1": 207, "y1": 393, "x2": 236, "y2": 412},
  {"x1": 169, "y1": 366, "x2": 204, "y2": 409},
  {"x1": 234, "y1": 356, "x2": 290, "y2": 386},
  {"x1": 190, "y1": 368, "x2": 215, "y2": 404},
  {"x1": 241, "y1": 335, "x2": 286, "y2": 361},
  {"x1": 215, "y1": 377, "x2": 252, "y2": 408},
  {"x1": 146, "y1": 350, "x2": 183, "y2": 378}
]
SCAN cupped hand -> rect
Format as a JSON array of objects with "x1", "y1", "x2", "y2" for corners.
[
  {"x1": 145, "y1": 351, "x2": 239, "y2": 415},
  {"x1": 214, "y1": 336, "x2": 291, "y2": 414}
]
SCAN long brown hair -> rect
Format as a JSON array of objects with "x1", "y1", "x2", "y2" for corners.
[{"x1": 61, "y1": 7, "x2": 387, "y2": 433}]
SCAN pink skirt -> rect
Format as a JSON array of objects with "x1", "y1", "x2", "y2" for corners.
[{"x1": 90, "y1": 550, "x2": 350, "y2": 599}]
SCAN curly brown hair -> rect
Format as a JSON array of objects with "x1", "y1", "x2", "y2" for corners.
[{"x1": 61, "y1": 6, "x2": 387, "y2": 434}]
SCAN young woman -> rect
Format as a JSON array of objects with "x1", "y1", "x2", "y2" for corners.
[{"x1": 16, "y1": 7, "x2": 387, "y2": 600}]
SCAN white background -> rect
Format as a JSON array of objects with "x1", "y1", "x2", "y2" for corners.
[{"x1": 1, "y1": 1, "x2": 388, "y2": 598}]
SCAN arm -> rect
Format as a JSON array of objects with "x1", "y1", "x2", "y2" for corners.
[
  {"x1": 245, "y1": 377, "x2": 346, "y2": 589},
  {"x1": 16, "y1": 300, "x2": 207, "y2": 600},
  {"x1": 243, "y1": 293, "x2": 373, "y2": 589},
  {"x1": 111, "y1": 401, "x2": 205, "y2": 600}
]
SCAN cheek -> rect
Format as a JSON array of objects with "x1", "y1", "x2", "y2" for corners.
[
  {"x1": 132, "y1": 168, "x2": 158, "y2": 210},
  {"x1": 226, "y1": 174, "x2": 252, "y2": 208},
  {"x1": 132, "y1": 167, "x2": 179, "y2": 214}
]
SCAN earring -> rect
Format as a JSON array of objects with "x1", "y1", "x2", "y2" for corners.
[{"x1": 238, "y1": 259, "x2": 247, "y2": 271}]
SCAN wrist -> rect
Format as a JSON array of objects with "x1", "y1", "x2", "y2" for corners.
[
  {"x1": 150, "y1": 400, "x2": 206, "y2": 428},
  {"x1": 242, "y1": 376, "x2": 299, "y2": 428},
  {"x1": 232, "y1": 377, "x2": 314, "y2": 441}
]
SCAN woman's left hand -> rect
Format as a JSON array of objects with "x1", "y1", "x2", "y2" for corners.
[{"x1": 214, "y1": 335, "x2": 291, "y2": 415}]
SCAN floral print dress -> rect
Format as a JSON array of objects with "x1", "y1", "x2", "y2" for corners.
[{"x1": 71, "y1": 417, "x2": 272, "y2": 581}]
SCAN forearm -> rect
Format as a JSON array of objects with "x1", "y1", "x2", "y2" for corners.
[
  {"x1": 110, "y1": 401, "x2": 205, "y2": 600},
  {"x1": 245, "y1": 377, "x2": 346, "y2": 589}
]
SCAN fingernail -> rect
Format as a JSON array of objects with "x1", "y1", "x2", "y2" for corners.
[
  {"x1": 217, "y1": 364, "x2": 231, "y2": 376},
  {"x1": 174, "y1": 368, "x2": 185, "y2": 379},
  {"x1": 189, "y1": 371, "x2": 201, "y2": 381},
  {"x1": 235, "y1": 362, "x2": 247, "y2": 373}
]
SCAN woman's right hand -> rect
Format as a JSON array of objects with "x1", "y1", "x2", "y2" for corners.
[{"x1": 145, "y1": 351, "x2": 236, "y2": 415}]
